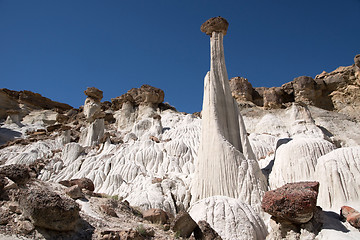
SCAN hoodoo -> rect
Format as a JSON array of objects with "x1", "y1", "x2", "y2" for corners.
[{"x1": 191, "y1": 17, "x2": 267, "y2": 210}]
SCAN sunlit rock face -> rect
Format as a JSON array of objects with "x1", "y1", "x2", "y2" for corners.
[
  {"x1": 191, "y1": 17, "x2": 267, "y2": 211},
  {"x1": 79, "y1": 87, "x2": 105, "y2": 147},
  {"x1": 315, "y1": 147, "x2": 360, "y2": 210}
]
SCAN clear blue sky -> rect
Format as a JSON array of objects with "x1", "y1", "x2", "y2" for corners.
[{"x1": 1, "y1": 0, "x2": 359, "y2": 113}]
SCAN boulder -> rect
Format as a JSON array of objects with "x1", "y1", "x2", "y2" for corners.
[
  {"x1": 263, "y1": 87, "x2": 284, "y2": 109},
  {"x1": 142, "y1": 208, "x2": 168, "y2": 224},
  {"x1": 340, "y1": 206, "x2": 360, "y2": 229},
  {"x1": 229, "y1": 77, "x2": 254, "y2": 102},
  {"x1": 292, "y1": 76, "x2": 319, "y2": 104},
  {"x1": 127, "y1": 84, "x2": 164, "y2": 106},
  {"x1": 19, "y1": 187, "x2": 80, "y2": 231},
  {"x1": 0, "y1": 164, "x2": 31, "y2": 186},
  {"x1": 65, "y1": 185, "x2": 83, "y2": 199},
  {"x1": 84, "y1": 87, "x2": 103, "y2": 101},
  {"x1": 200, "y1": 16, "x2": 229, "y2": 36},
  {"x1": 171, "y1": 211, "x2": 198, "y2": 238},
  {"x1": 193, "y1": 220, "x2": 222, "y2": 240},
  {"x1": 59, "y1": 177, "x2": 95, "y2": 192},
  {"x1": 262, "y1": 181, "x2": 319, "y2": 224}
]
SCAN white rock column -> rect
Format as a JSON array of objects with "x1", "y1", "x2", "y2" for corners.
[{"x1": 191, "y1": 18, "x2": 267, "y2": 211}]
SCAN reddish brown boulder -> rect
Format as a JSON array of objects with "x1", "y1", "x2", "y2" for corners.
[
  {"x1": 262, "y1": 181, "x2": 319, "y2": 224},
  {"x1": 201, "y1": 16, "x2": 229, "y2": 36},
  {"x1": 142, "y1": 208, "x2": 168, "y2": 224},
  {"x1": 171, "y1": 211, "x2": 198, "y2": 238},
  {"x1": 0, "y1": 164, "x2": 31, "y2": 186},
  {"x1": 340, "y1": 206, "x2": 360, "y2": 229}
]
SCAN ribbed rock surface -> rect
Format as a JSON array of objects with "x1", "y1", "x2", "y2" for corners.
[
  {"x1": 315, "y1": 147, "x2": 360, "y2": 210},
  {"x1": 189, "y1": 196, "x2": 267, "y2": 240},
  {"x1": 192, "y1": 19, "x2": 267, "y2": 211},
  {"x1": 269, "y1": 138, "x2": 335, "y2": 189}
]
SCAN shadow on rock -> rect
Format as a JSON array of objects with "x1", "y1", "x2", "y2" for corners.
[{"x1": 322, "y1": 211, "x2": 350, "y2": 233}]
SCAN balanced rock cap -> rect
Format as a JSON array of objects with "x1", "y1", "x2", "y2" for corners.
[
  {"x1": 201, "y1": 16, "x2": 229, "y2": 36},
  {"x1": 84, "y1": 87, "x2": 103, "y2": 101}
]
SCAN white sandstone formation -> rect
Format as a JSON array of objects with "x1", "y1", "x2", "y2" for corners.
[
  {"x1": 79, "y1": 88, "x2": 105, "y2": 147},
  {"x1": 315, "y1": 147, "x2": 360, "y2": 210},
  {"x1": 269, "y1": 138, "x2": 335, "y2": 189},
  {"x1": 191, "y1": 17, "x2": 267, "y2": 210},
  {"x1": 79, "y1": 118, "x2": 105, "y2": 147},
  {"x1": 189, "y1": 196, "x2": 268, "y2": 240}
]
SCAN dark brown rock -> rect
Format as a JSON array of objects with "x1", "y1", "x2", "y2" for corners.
[
  {"x1": 128, "y1": 85, "x2": 164, "y2": 106},
  {"x1": 0, "y1": 164, "x2": 31, "y2": 186},
  {"x1": 65, "y1": 185, "x2": 83, "y2": 199},
  {"x1": 84, "y1": 87, "x2": 103, "y2": 101},
  {"x1": 59, "y1": 177, "x2": 95, "y2": 191},
  {"x1": 111, "y1": 93, "x2": 134, "y2": 110},
  {"x1": 262, "y1": 181, "x2": 319, "y2": 224},
  {"x1": 171, "y1": 211, "x2": 198, "y2": 238},
  {"x1": 263, "y1": 87, "x2": 284, "y2": 109},
  {"x1": 201, "y1": 16, "x2": 229, "y2": 36},
  {"x1": 100, "y1": 204, "x2": 118, "y2": 217},
  {"x1": 194, "y1": 220, "x2": 222, "y2": 240},
  {"x1": 143, "y1": 208, "x2": 168, "y2": 224},
  {"x1": 56, "y1": 113, "x2": 70, "y2": 123},
  {"x1": 19, "y1": 187, "x2": 80, "y2": 231},
  {"x1": 46, "y1": 123, "x2": 62, "y2": 132},
  {"x1": 19, "y1": 90, "x2": 72, "y2": 112},
  {"x1": 111, "y1": 85, "x2": 164, "y2": 109}
]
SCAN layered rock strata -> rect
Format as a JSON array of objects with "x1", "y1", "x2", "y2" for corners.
[{"x1": 191, "y1": 17, "x2": 267, "y2": 210}]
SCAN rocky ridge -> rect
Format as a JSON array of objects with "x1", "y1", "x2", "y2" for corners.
[{"x1": 230, "y1": 54, "x2": 360, "y2": 121}]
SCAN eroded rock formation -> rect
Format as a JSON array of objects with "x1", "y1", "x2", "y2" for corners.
[
  {"x1": 79, "y1": 87, "x2": 105, "y2": 146},
  {"x1": 230, "y1": 54, "x2": 360, "y2": 120},
  {"x1": 191, "y1": 17, "x2": 267, "y2": 210},
  {"x1": 189, "y1": 196, "x2": 268, "y2": 240},
  {"x1": 315, "y1": 147, "x2": 360, "y2": 210}
]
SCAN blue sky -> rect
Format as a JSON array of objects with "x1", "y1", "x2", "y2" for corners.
[{"x1": 1, "y1": 0, "x2": 359, "y2": 113}]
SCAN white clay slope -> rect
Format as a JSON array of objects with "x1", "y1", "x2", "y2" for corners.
[
  {"x1": 269, "y1": 137, "x2": 335, "y2": 189},
  {"x1": 189, "y1": 196, "x2": 268, "y2": 240},
  {"x1": 191, "y1": 31, "x2": 267, "y2": 210},
  {"x1": 315, "y1": 147, "x2": 360, "y2": 210}
]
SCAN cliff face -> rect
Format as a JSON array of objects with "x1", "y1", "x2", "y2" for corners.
[{"x1": 230, "y1": 54, "x2": 360, "y2": 120}]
